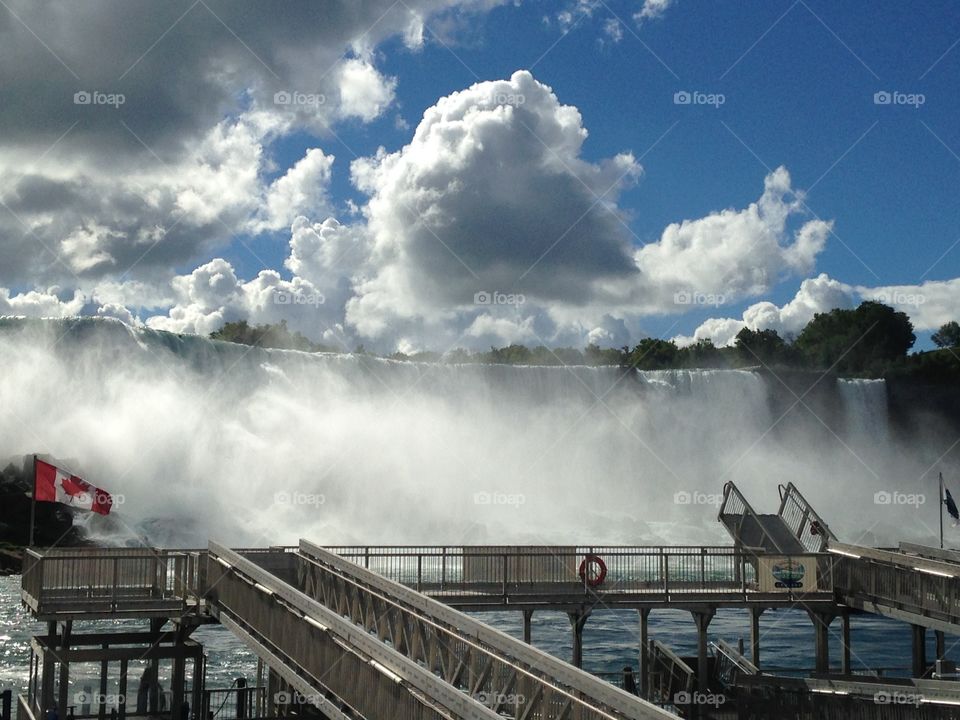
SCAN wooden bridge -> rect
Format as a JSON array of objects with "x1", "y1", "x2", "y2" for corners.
[{"x1": 14, "y1": 482, "x2": 960, "y2": 720}]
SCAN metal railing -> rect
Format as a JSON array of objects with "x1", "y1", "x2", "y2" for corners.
[
  {"x1": 644, "y1": 640, "x2": 694, "y2": 710},
  {"x1": 830, "y1": 543, "x2": 960, "y2": 625},
  {"x1": 324, "y1": 545, "x2": 835, "y2": 599},
  {"x1": 710, "y1": 639, "x2": 758, "y2": 688},
  {"x1": 778, "y1": 482, "x2": 836, "y2": 553},
  {"x1": 297, "y1": 540, "x2": 679, "y2": 719},
  {"x1": 21, "y1": 547, "x2": 207, "y2": 616},
  {"x1": 717, "y1": 481, "x2": 769, "y2": 550},
  {"x1": 202, "y1": 686, "x2": 265, "y2": 720},
  {"x1": 208, "y1": 542, "x2": 507, "y2": 720},
  {"x1": 733, "y1": 674, "x2": 960, "y2": 719}
]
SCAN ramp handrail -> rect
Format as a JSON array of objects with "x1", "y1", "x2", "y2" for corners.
[
  {"x1": 829, "y1": 542, "x2": 960, "y2": 627},
  {"x1": 645, "y1": 640, "x2": 694, "y2": 709},
  {"x1": 207, "y1": 542, "x2": 503, "y2": 720},
  {"x1": 718, "y1": 481, "x2": 776, "y2": 551},
  {"x1": 710, "y1": 639, "x2": 758, "y2": 689},
  {"x1": 298, "y1": 540, "x2": 678, "y2": 719},
  {"x1": 777, "y1": 483, "x2": 836, "y2": 552}
]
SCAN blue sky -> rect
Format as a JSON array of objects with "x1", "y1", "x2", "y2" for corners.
[
  {"x1": 225, "y1": 0, "x2": 960, "y2": 345},
  {"x1": 3, "y1": 0, "x2": 959, "y2": 350}
]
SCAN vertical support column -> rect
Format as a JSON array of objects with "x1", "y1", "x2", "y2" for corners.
[
  {"x1": 118, "y1": 660, "x2": 127, "y2": 720},
  {"x1": 808, "y1": 612, "x2": 832, "y2": 674},
  {"x1": 936, "y1": 631, "x2": 946, "y2": 663},
  {"x1": 522, "y1": 610, "x2": 533, "y2": 644},
  {"x1": 691, "y1": 609, "x2": 715, "y2": 694},
  {"x1": 567, "y1": 611, "x2": 590, "y2": 669},
  {"x1": 148, "y1": 619, "x2": 164, "y2": 715},
  {"x1": 749, "y1": 607, "x2": 763, "y2": 669},
  {"x1": 41, "y1": 622, "x2": 57, "y2": 715},
  {"x1": 911, "y1": 624, "x2": 927, "y2": 678},
  {"x1": 255, "y1": 659, "x2": 263, "y2": 719},
  {"x1": 266, "y1": 667, "x2": 279, "y2": 718},
  {"x1": 57, "y1": 620, "x2": 72, "y2": 720},
  {"x1": 841, "y1": 612, "x2": 851, "y2": 675},
  {"x1": 98, "y1": 650, "x2": 108, "y2": 720},
  {"x1": 190, "y1": 655, "x2": 202, "y2": 720},
  {"x1": 171, "y1": 655, "x2": 186, "y2": 720},
  {"x1": 638, "y1": 608, "x2": 651, "y2": 699}
]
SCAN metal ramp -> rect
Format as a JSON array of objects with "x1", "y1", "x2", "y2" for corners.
[
  {"x1": 206, "y1": 541, "x2": 679, "y2": 720},
  {"x1": 718, "y1": 482, "x2": 835, "y2": 554}
]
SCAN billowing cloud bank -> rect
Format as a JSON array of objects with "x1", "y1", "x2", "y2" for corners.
[
  {"x1": 2, "y1": 1, "x2": 957, "y2": 353},
  {"x1": 132, "y1": 71, "x2": 841, "y2": 351}
]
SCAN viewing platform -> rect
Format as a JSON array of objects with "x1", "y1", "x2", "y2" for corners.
[{"x1": 15, "y1": 481, "x2": 960, "y2": 719}]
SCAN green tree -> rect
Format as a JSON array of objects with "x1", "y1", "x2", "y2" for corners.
[
  {"x1": 584, "y1": 343, "x2": 623, "y2": 366},
  {"x1": 795, "y1": 301, "x2": 915, "y2": 373},
  {"x1": 678, "y1": 339, "x2": 726, "y2": 368},
  {"x1": 735, "y1": 328, "x2": 787, "y2": 366},
  {"x1": 624, "y1": 338, "x2": 679, "y2": 370},
  {"x1": 932, "y1": 321, "x2": 960, "y2": 349}
]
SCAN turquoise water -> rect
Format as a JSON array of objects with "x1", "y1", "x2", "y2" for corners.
[{"x1": 4, "y1": 573, "x2": 957, "y2": 701}]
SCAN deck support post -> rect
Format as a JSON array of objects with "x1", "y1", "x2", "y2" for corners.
[
  {"x1": 691, "y1": 608, "x2": 715, "y2": 694},
  {"x1": 808, "y1": 611, "x2": 833, "y2": 674},
  {"x1": 171, "y1": 655, "x2": 186, "y2": 720},
  {"x1": 936, "y1": 630, "x2": 946, "y2": 662},
  {"x1": 841, "y1": 611, "x2": 851, "y2": 675},
  {"x1": 57, "y1": 620, "x2": 72, "y2": 720},
  {"x1": 567, "y1": 610, "x2": 590, "y2": 668},
  {"x1": 638, "y1": 608, "x2": 651, "y2": 698},
  {"x1": 522, "y1": 610, "x2": 533, "y2": 644},
  {"x1": 148, "y1": 619, "x2": 164, "y2": 715},
  {"x1": 266, "y1": 667, "x2": 280, "y2": 717},
  {"x1": 118, "y1": 660, "x2": 127, "y2": 720},
  {"x1": 98, "y1": 650, "x2": 108, "y2": 720},
  {"x1": 41, "y1": 623, "x2": 55, "y2": 716},
  {"x1": 190, "y1": 655, "x2": 202, "y2": 720},
  {"x1": 749, "y1": 607, "x2": 763, "y2": 669},
  {"x1": 912, "y1": 624, "x2": 927, "y2": 678}
]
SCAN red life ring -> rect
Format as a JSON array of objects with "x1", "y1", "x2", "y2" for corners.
[{"x1": 578, "y1": 555, "x2": 607, "y2": 587}]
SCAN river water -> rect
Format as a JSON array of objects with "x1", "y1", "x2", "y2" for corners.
[{"x1": 3, "y1": 574, "x2": 954, "y2": 701}]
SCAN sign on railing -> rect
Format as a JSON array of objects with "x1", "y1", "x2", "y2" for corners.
[{"x1": 757, "y1": 556, "x2": 820, "y2": 593}]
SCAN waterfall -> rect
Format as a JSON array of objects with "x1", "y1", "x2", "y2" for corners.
[
  {"x1": 0, "y1": 317, "x2": 932, "y2": 548},
  {"x1": 838, "y1": 378, "x2": 890, "y2": 445}
]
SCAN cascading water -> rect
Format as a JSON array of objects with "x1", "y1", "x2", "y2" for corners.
[{"x1": 0, "y1": 316, "x2": 947, "y2": 548}]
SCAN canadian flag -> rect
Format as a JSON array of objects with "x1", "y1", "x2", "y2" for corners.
[{"x1": 34, "y1": 459, "x2": 113, "y2": 515}]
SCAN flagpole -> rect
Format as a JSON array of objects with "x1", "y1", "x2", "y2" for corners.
[
  {"x1": 29, "y1": 454, "x2": 37, "y2": 548},
  {"x1": 940, "y1": 472, "x2": 945, "y2": 550}
]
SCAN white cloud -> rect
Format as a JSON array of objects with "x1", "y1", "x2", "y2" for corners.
[
  {"x1": 336, "y1": 59, "x2": 398, "y2": 123},
  {"x1": 632, "y1": 167, "x2": 831, "y2": 311},
  {"x1": 859, "y1": 278, "x2": 960, "y2": 331},
  {"x1": 0, "y1": 288, "x2": 86, "y2": 318},
  {"x1": 603, "y1": 18, "x2": 624, "y2": 43},
  {"x1": 346, "y1": 69, "x2": 643, "y2": 340},
  {"x1": 675, "y1": 274, "x2": 856, "y2": 347},
  {"x1": 635, "y1": 0, "x2": 675, "y2": 24},
  {"x1": 255, "y1": 149, "x2": 335, "y2": 232}
]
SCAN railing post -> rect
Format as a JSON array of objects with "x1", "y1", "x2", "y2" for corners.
[
  {"x1": 662, "y1": 549, "x2": 669, "y2": 597},
  {"x1": 112, "y1": 557, "x2": 119, "y2": 611},
  {"x1": 441, "y1": 547, "x2": 447, "y2": 590},
  {"x1": 417, "y1": 554, "x2": 422, "y2": 593},
  {"x1": 502, "y1": 553, "x2": 508, "y2": 597}
]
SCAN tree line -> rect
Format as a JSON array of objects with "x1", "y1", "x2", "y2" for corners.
[{"x1": 210, "y1": 302, "x2": 960, "y2": 379}]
